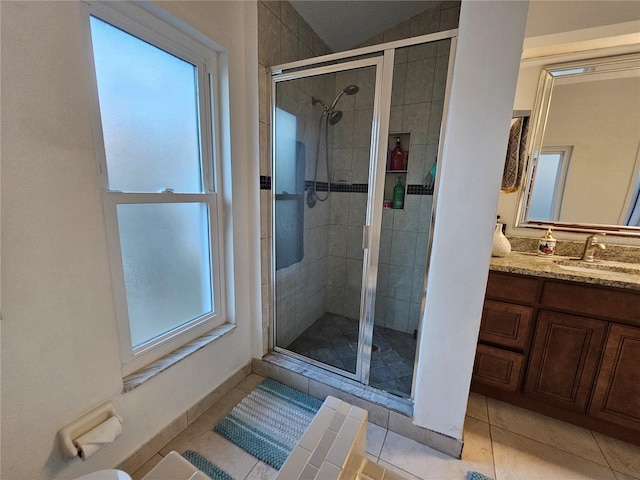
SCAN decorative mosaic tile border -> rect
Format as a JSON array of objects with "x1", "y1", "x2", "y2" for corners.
[
  {"x1": 259, "y1": 176, "x2": 433, "y2": 195},
  {"x1": 260, "y1": 175, "x2": 272, "y2": 190}
]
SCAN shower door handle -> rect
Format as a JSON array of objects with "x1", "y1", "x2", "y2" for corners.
[{"x1": 362, "y1": 225, "x2": 370, "y2": 250}]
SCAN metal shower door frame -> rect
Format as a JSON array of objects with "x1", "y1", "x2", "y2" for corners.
[
  {"x1": 270, "y1": 28, "x2": 459, "y2": 395},
  {"x1": 270, "y1": 54, "x2": 391, "y2": 384}
]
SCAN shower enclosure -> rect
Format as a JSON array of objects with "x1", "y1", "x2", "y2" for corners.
[{"x1": 271, "y1": 33, "x2": 455, "y2": 399}]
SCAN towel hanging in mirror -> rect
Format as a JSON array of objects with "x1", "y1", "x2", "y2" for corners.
[{"x1": 501, "y1": 115, "x2": 530, "y2": 193}]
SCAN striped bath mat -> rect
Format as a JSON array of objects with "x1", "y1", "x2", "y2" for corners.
[
  {"x1": 214, "y1": 378, "x2": 322, "y2": 469},
  {"x1": 467, "y1": 471, "x2": 493, "y2": 480},
  {"x1": 182, "y1": 450, "x2": 234, "y2": 480}
]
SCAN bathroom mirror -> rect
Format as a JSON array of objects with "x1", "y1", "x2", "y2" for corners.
[{"x1": 517, "y1": 53, "x2": 640, "y2": 235}]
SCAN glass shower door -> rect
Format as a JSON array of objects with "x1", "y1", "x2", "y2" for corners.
[
  {"x1": 368, "y1": 38, "x2": 453, "y2": 397},
  {"x1": 272, "y1": 56, "x2": 385, "y2": 380}
]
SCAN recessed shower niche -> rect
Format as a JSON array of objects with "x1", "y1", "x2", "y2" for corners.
[
  {"x1": 271, "y1": 35, "x2": 453, "y2": 398},
  {"x1": 384, "y1": 132, "x2": 411, "y2": 210}
]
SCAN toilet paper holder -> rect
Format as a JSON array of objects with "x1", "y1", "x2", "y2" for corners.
[{"x1": 58, "y1": 401, "x2": 123, "y2": 459}]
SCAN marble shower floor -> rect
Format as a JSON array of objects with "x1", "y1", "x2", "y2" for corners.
[
  {"x1": 130, "y1": 373, "x2": 640, "y2": 480},
  {"x1": 284, "y1": 312, "x2": 417, "y2": 397}
]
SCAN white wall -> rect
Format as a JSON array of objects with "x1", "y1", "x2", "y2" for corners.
[
  {"x1": 525, "y1": 0, "x2": 640, "y2": 38},
  {"x1": 412, "y1": 1, "x2": 529, "y2": 439},
  {"x1": 545, "y1": 78, "x2": 640, "y2": 225},
  {"x1": 0, "y1": 1, "x2": 260, "y2": 479}
]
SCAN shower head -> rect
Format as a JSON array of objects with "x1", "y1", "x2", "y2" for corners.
[
  {"x1": 312, "y1": 84, "x2": 358, "y2": 125},
  {"x1": 343, "y1": 84, "x2": 360, "y2": 95},
  {"x1": 329, "y1": 84, "x2": 359, "y2": 110},
  {"x1": 328, "y1": 110, "x2": 343, "y2": 125}
]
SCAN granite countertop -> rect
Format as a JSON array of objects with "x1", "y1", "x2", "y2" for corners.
[{"x1": 489, "y1": 251, "x2": 640, "y2": 291}]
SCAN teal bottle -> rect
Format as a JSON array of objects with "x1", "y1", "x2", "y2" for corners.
[{"x1": 392, "y1": 176, "x2": 404, "y2": 209}]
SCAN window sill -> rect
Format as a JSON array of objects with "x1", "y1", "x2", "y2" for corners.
[{"x1": 123, "y1": 323, "x2": 236, "y2": 392}]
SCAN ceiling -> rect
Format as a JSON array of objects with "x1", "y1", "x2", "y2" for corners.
[
  {"x1": 289, "y1": 1, "x2": 640, "y2": 55},
  {"x1": 289, "y1": 1, "x2": 437, "y2": 52}
]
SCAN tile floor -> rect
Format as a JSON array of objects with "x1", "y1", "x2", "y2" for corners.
[
  {"x1": 285, "y1": 313, "x2": 416, "y2": 397},
  {"x1": 130, "y1": 373, "x2": 640, "y2": 480}
]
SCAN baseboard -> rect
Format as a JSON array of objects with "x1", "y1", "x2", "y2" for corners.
[{"x1": 117, "y1": 362, "x2": 252, "y2": 474}]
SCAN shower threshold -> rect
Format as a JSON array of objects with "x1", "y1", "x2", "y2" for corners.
[{"x1": 259, "y1": 351, "x2": 414, "y2": 418}]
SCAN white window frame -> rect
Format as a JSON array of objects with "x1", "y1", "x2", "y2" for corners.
[{"x1": 84, "y1": 1, "x2": 228, "y2": 375}]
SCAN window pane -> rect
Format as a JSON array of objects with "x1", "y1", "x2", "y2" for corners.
[
  {"x1": 274, "y1": 107, "x2": 299, "y2": 194},
  {"x1": 117, "y1": 203, "x2": 213, "y2": 348},
  {"x1": 90, "y1": 16, "x2": 202, "y2": 193},
  {"x1": 529, "y1": 153, "x2": 562, "y2": 221}
]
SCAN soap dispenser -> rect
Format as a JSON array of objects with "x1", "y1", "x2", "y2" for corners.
[
  {"x1": 491, "y1": 216, "x2": 511, "y2": 257},
  {"x1": 537, "y1": 228, "x2": 556, "y2": 257},
  {"x1": 391, "y1": 137, "x2": 405, "y2": 171},
  {"x1": 392, "y1": 176, "x2": 404, "y2": 209}
]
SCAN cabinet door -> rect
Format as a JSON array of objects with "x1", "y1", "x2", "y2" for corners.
[
  {"x1": 479, "y1": 300, "x2": 532, "y2": 351},
  {"x1": 524, "y1": 311, "x2": 607, "y2": 412},
  {"x1": 589, "y1": 325, "x2": 640, "y2": 431}
]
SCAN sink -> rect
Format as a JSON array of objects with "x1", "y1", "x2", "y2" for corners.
[{"x1": 555, "y1": 259, "x2": 640, "y2": 281}]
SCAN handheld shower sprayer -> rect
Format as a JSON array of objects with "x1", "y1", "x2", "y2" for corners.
[
  {"x1": 329, "y1": 84, "x2": 360, "y2": 111},
  {"x1": 311, "y1": 84, "x2": 360, "y2": 121},
  {"x1": 307, "y1": 83, "x2": 360, "y2": 207}
]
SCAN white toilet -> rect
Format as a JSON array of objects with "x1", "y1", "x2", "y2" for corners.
[
  {"x1": 75, "y1": 469, "x2": 131, "y2": 480},
  {"x1": 73, "y1": 452, "x2": 207, "y2": 480}
]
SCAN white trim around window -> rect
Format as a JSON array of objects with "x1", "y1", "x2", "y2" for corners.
[{"x1": 83, "y1": 1, "x2": 229, "y2": 376}]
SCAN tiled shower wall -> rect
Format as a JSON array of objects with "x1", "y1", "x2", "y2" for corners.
[
  {"x1": 258, "y1": 1, "x2": 334, "y2": 352},
  {"x1": 324, "y1": 66, "x2": 376, "y2": 320},
  {"x1": 374, "y1": 39, "x2": 452, "y2": 334},
  {"x1": 274, "y1": 73, "x2": 338, "y2": 347},
  {"x1": 323, "y1": 39, "x2": 453, "y2": 336},
  {"x1": 259, "y1": 1, "x2": 461, "y2": 353}
]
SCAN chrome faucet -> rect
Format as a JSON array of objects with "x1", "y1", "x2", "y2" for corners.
[{"x1": 580, "y1": 234, "x2": 606, "y2": 262}]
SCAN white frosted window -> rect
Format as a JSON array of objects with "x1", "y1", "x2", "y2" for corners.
[
  {"x1": 90, "y1": 16, "x2": 202, "y2": 193},
  {"x1": 117, "y1": 203, "x2": 213, "y2": 348},
  {"x1": 89, "y1": 7, "x2": 224, "y2": 372},
  {"x1": 274, "y1": 108, "x2": 298, "y2": 194},
  {"x1": 529, "y1": 151, "x2": 568, "y2": 222}
]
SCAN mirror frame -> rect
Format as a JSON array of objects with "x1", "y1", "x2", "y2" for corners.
[{"x1": 516, "y1": 52, "x2": 640, "y2": 237}]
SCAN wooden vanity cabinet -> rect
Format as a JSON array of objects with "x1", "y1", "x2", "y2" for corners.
[{"x1": 472, "y1": 271, "x2": 640, "y2": 445}]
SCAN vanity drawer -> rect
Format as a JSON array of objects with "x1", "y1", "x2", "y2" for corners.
[
  {"x1": 541, "y1": 281, "x2": 640, "y2": 325},
  {"x1": 479, "y1": 300, "x2": 533, "y2": 351},
  {"x1": 473, "y1": 345, "x2": 524, "y2": 392},
  {"x1": 486, "y1": 272, "x2": 539, "y2": 304}
]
